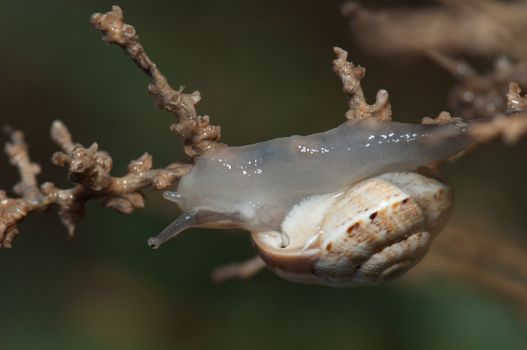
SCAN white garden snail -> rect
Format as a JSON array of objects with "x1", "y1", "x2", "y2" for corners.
[{"x1": 147, "y1": 116, "x2": 477, "y2": 287}]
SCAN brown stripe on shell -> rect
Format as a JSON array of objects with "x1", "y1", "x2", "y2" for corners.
[
  {"x1": 252, "y1": 172, "x2": 453, "y2": 287},
  {"x1": 314, "y1": 176, "x2": 429, "y2": 285},
  {"x1": 347, "y1": 222, "x2": 360, "y2": 235}
]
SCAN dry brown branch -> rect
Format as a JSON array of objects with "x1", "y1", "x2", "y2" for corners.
[
  {"x1": 0, "y1": 121, "x2": 191, "y2": 247},
  {"x1": 332, "y1": 47, "x2": 392, "y2": 121},
  {"x1": 342, "y1": 0, "x2": 527, "y2": 60},
  {"x1": 421, "y1": 111, "x2": 463, "y2": 125},
  {"x1": 90, "y1": 6, "x2": 224, "y2": 158},
  {"x1": 0, "y1": 5, "x2": 223, "y2": 247},
  {"x1": 333, "y1": 47, "x2": 527, "y2": 147}
]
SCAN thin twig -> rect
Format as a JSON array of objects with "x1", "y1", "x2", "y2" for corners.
[
  {"x1": 0, "y1": 121, "x2": 192, "y2": 246},
  {"x1": 332, "y1": 47, "x2": 392, "y2": 121},
  {"x1": 333, "y1": 47, "x2": 527, "y2": 146},
  {"x1": 426, "y1": 50, "x2": 477, "y2": 80},
  {"x1": 0, "y1": 6, "x2": 220, "y2": 247},
  {"x1": 90, "y1": 5, "x2": 224, "y2": 158}
]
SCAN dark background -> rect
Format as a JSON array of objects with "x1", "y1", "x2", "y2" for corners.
[{"x1": 0, "y1": 1, "x2": 526, "y2": 349}]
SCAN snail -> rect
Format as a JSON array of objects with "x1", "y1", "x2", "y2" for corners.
[{"x1": 147, "y1": 116, "x2": 477, "y2": 286}]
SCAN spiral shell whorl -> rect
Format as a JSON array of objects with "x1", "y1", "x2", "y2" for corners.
[{"x1": 252, "y1": 172, "x2": 453, "y2": 287}]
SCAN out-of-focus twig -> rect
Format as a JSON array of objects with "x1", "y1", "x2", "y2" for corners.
[
  {"x1": 461, "y1": 83, "x2": 527, "y2": 144},
  {"x1": 342, "y1": 0, "x2": 527, "y2": 60},
  {"x1": 427, "y1": 51, "x2": 527, "y2": 119},
  {"x1": 212, "y1": 256, "x2": 266, "y2": 284},
  {"x1": 344, "y1": 1, "x2": 527, "y2": 120},
  {"x1": 422, "y1": 85, "x2": 527, "y2": 148},
  {"x1": 507, "y1": 82, "x2": 527, "y2": 113},
  {"x1": 410, "y1": 226, "x2": 527, "y2": 316},
  {"x1": 426, "y1": 50, "x2": 477, "y2": 80}
]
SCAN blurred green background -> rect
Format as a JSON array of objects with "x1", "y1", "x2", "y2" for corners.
[{"x1": 1, "y1": 1, "x2": 526, "y2": 349}]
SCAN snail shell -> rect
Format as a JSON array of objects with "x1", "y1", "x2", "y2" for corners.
[{"x1": 252, "y1": 171, "x2": 452, "y2": 286}]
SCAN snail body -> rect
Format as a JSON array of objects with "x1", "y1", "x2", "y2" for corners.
[{"x1": 148, "y1": 117, "x2": 472, "y2": 286}]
